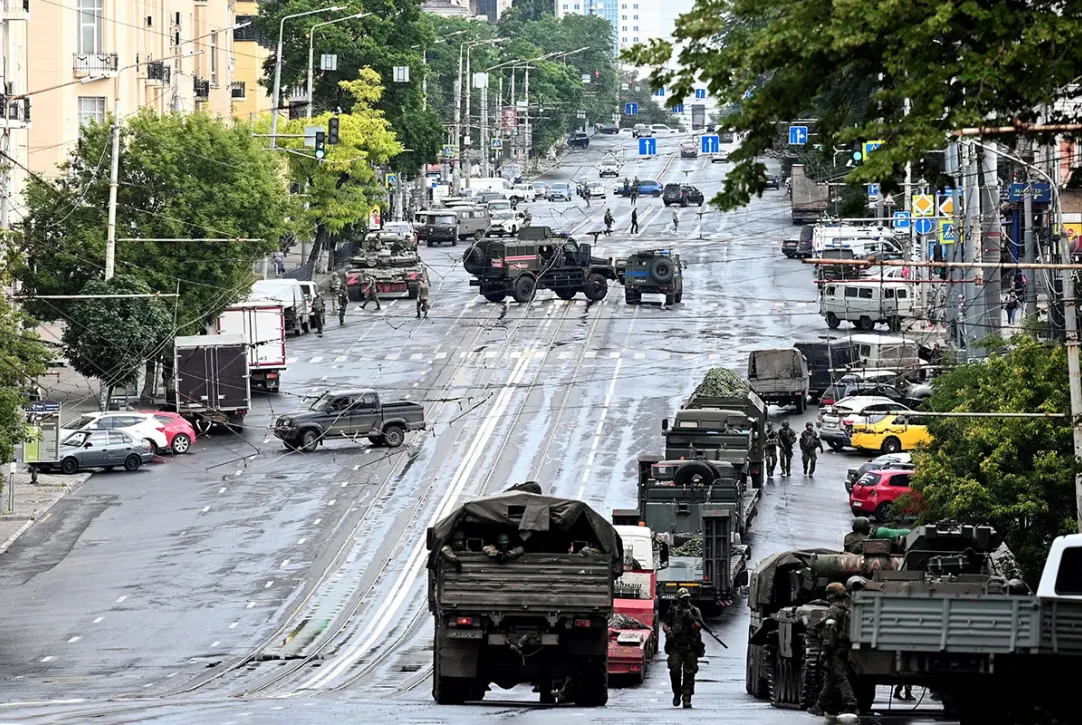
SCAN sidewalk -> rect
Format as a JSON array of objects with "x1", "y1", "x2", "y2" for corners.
[{"x1": 0, "y1": 469, "x2": 92, "y2": 554}]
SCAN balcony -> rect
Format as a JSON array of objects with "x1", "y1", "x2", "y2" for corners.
[
  {"x1": 146, "y1": 60, "x2": 171, "y2": 86},
  {"x1": 73, "y1": 52, "x2": 119, "y2": 78},
  {"x1": 0, "y1": 95, "x2": 30, "y2": 128},
  {"x1": 194, "y1": 76, "x2": 210, "y2": 100},
  {"x1": 3, "y1": 0, "x2": 28, "y2": 20},
  {"x1": 230, "y1": 81, "x2": 246, "y2": 100}
]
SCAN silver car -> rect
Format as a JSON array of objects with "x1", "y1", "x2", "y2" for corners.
[{"x1": 49, "y1": 430, "x2": 155, "y2": 474}]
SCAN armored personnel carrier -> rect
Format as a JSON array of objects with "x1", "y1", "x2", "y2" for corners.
[
  {"x1": 345, "y1": 231, "x2": 424, "y2": 300},
  {"x1": 615, "y1": 249, "x2": 683, "y2": 305}
]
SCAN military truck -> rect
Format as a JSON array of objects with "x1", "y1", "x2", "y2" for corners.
[
  {"x1": 345, "y1": 232, "x2": 424, "y2": 300},
  {"x1": 636, "y1": 455, "x2": 757, "y2": 614},
  {"x1": 426, "y1": 490, "x2": 623, "y2": 706},
  {"x1": 747, "y1": 348, "x2": 810, "y2": 413},
  {"x1": 615, "y1": 249, "x2": 684, "y2": 305},
  {"x1": 462, "y1": 226, "x2": 618, "y2": 303}
]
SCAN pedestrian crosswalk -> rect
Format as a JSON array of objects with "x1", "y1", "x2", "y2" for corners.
[{"x1": 285, "y1": 346, "x2": 741, "y2": 367}]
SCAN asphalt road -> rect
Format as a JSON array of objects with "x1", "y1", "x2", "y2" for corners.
[{"x1": 0, "y1": 132, "x2": 951, "y2": 724}]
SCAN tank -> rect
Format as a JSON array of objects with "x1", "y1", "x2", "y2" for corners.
[{"x1": 346, "y1": 233, "x2": 424, "y2": 299}]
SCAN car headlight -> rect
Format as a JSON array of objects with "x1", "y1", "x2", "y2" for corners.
[{"x1": 279, "y1": 418, "x2": 292, "y2": 427}]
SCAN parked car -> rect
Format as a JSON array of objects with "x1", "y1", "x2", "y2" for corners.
[
  {"x1": 710, "y1": 151, "x2": 729, "y2": 163},
  {"x1": 599, "y1": 160, "x2": 620, "y2": 177},
  {"x1": 531, "y1": 181, "x2": 548, "y2": 198},
  {"x1": 585, "y1": 181, "x2": 606, "y2": 198},
  {"x1": 650, "y1": 124, "x2": 675, "y2": 134},
  {"x1": 661, "y1": 183, "x2": 704, "y2": 207},
  {"x1": 140, "y1": 411, "x2": 196, "y2": 454},
  {"x1": 845, "y1": 452, "x2": 914, "y2": 493},
  {"x1": 44, "y1": 430, "x2": 155, "y2": 474},
  {"x1": 569, "y1": 132, "x2": 590, "y2": 149},
  {"x1": 849, "y1": 468, "x2": 920, "y2": 522},
  {"x1": 850, "y1": 413, "x2": 932, "y2": 454},
  {"x1": 765, "y1": 175, "x2": 781, "y2": 190},
  {"x1": 510, "y1": 184, "x2": 536, "y2": 203},
  {"x1": 62, "y1": 411, "x2": 170, "y2": 453},
  {"x1": 781, "y1": 236, "x2": 813, "y2": 259},
  {"x1": 817, "y1": 395, "x2": 910, "y2": 450},
  {"x1": 819, "y1": 382, "x2": 921, "y2": 410},
  {"x1": 615, "y1": 179, "x2": 663, "y2": 197},
  {"x1": 547, "y1": 182, "x2": 573, "y2": 201},
  {"x1": 598, "y1": 123, "x2": 619, "y2": 135}
]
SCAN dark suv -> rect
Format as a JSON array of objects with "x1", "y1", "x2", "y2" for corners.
[
  {"x1": 569, "y1": 132, "x2": 590, "y2": 149},
  {"x1": 598, "y1": 124, "x2": 619, "y2": 135},
  {"x1": 662, "y1": 183, "x2": 705, "y2": 207}
]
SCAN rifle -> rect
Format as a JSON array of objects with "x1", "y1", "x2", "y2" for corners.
[{"x1": 697, "y1": 618, "x2": 728, "y2": 649}]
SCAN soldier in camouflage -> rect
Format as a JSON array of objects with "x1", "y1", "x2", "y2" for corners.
[
  {"x1": 844, "y1": 517, "x2": 871, "y2": 553},
  {"x1": 808, "y1": 582, "x2": 859, "y2": 716},
  {"x1": 439, "y1": 530, "x2": 468, "y2": 572},
  {"x1": 662, "y1": 588, "x2": 704, "y2": 708},
  {"x1": 800, "y1": 422, "x2": 824, "y2": 476},
  {"x1": 778, "y1": 421, "x2": 797, "y2": 476},
  {"x1": 482, "y1": 533, "x2": 524, "y2": 563},
  {"x1": 764, "y1": 423, "x2": 779, "y2": 477}
]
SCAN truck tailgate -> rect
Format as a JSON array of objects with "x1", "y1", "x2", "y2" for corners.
[{"x1": 437, "y1": 553, "x2": 614, "y2": 614}]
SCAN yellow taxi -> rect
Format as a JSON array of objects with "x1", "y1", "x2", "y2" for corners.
[{"x1": 849, "y1": 413, "x2": 932, "y2": 454}]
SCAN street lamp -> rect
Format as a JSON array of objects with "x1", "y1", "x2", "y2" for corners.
[
  {"x1": 413, "y1": 30, "x2": 467, "y2": 112},
  {"x1": 271, "y1": 5, "x2": 347, "y2": 148},
  {"x1": 457, "y1": 38, "x2": 505, "y2": 190},
  {"x1": 307, "y1": 13, "x2": 370, "y2": 119}
]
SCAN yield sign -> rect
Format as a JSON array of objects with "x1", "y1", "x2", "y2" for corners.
[{"x1": 911, "y1": 194, "x2": 934, "y2": 217}]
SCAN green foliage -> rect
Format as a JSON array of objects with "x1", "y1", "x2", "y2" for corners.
[
  {"x1": 624, "y1": 0, "x2": 1082, "y2": 211},
  {"x1": 0, "y1": 272, "x2": 52, "y2": 464},
  {"x1": 19, "y1": 112, "x2": 288, "y2": 333},
  {"x1": 60, "y1": 275, "x2": 172, "y2": 396},
  {"x1": 912, "y1": 336, "x2": 1077, "y2": 585},
  {"x1": 265, "y1": 69, "x2": 403, "y2": 235},
  {"x1": 508, "y1": 0, "x2": 554, "y2": 22}
]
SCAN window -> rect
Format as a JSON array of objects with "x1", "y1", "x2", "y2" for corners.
[
  {"x1": 1054, "y1": 547, "x2": 1082, "y2": 595},
  {"x1": 897, "y1": 289, "x2": 908, "y2": 299},
  {"x1": 633, "y1": 13, "x2": 638, "y2": 18},
  {"x1": 858, "y1": 288, "x2": 873, "y2": 299},
  {"x1": 621, "y1": 3, "x2": 626, "y2": 6},
  {"x1": 210, "y1": 31, "x2": 218, "y2": 86},
  {"x1": 844, "y1": 286, "x2": 858, "y2": 298},
  {"x1": 889, "y1": 474, "x2": 911, "y2": 488},
  {"x1": 77, "y1": 97, "x2": 106, "y2": 126},
  {"x1": 633, "y1": 25, "x2": 638, "y2": 30},
  {"x1": 563, "y1": 3, "x2": 568, "y2": 7},
  {"x1": 622, "y1": 25, "x2": 627, "y2": 30},
  {"x1": 622, "y1": 14, "x2": 626, "y2": 18},
  {"x1": 108, "y1": 432, "x2": 129, "y2": 445},
  {"x1": 360, "y1": 393, "x2": 378, "y2": 407},
  {"x1": 621, "y1": 36, "x2": 627, "y2": 42},
  {"x1": 77, "y1": 0, "x2": 103, "y2": 54},
  {"x1": 825, "y1": 286, "x2": 835, "y2": 296},
  {"x1": 633, "y1": 36, "x2": 638, "y2": 41},
  {"x1": 884, "y1": 288, "x2": 894, "y2": 299}
]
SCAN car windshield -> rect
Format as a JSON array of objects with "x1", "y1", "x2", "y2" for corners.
[
  {"x1": 309, "y1": 393, "x2": 341, "y2": 412},
  {"x1": 552, "y1": 183, "x2": 569, "y2": 191},
  {"x1": 429, "y1": 215, "x2": 456, "y2": 225},
  {"x1": 65, "y1": 414, "x2": 99, "y2": 430},
  {"x1": 63, "y1": 431, "x2": 92, "y2": 447}
]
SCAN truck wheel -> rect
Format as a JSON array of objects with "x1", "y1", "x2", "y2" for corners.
[
  {"x1": 771, "y1": 652, "x2": 799, "y2": 706},
  {"x1": 854, "y1": 677, "x2": 876, "y2": 714},
  {"x1": 573, "y1": 661, "x2": 608, "y2": 706},
  {"x1": 746, "y1": 643, "x2": 770, "y2": 699},
  {"x1": 665, "y1": 293, "x2": 675, "y2": 306},
  {"x1": 794, "y1": 396, "x2": 806, "y2": 414},
  {"x1": 624, "y1": 289, "x2": 641, "y2": 305},
  {"x1": 873, "y1": 501, "x2": 894, "y2": 523},
  {"x1": 881, "y1": 436, "x2": 902, "y2": 454},
  {"x1": 300, "y1": 429, "x2": 320, "y2": 452},
  {"x1": 827, "y1": 440, "x2": 844, "y2": 451},
  {"x1": 858, "y1": 315, "x2": 874, "y2": 331},
  {"x1": 673, "y1": 460, "x2": 717, "y2": 487},
  {"x1": 483, "y1": 292, "x2": 507, "y2": 303},
  {"x1": 512, "y1": 275, "x2": 537, "y2": 303},
  {"x1": 382, "y1": 424, "x2": 405, "y2": 448},
  {"x1": 826, "y1": 312, "x2": 840, "y2": 329},
  {"x1": 555, "y1": 288, "x2": 577, "y2": 300},
  {"x1": 463, "y1": 245, "x2": 486, "y2": 275},
  {"x1": 583, "y1": 273, "x2": 608, "y2": 301},
  {"x1": 60, "y1": 456, "x2": 79, "y2": 475},
  {"x1": 301, "y1": 320, "x2": 310, "y2": 333},
  {"x1": 650, "y1": 258, "x2": 675, "y2": 283},
  {"x1": 674, "y1": 291, "x2": 683, "y2": 303}
]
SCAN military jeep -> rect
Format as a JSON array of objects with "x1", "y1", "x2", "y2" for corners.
[
  {"x1": 615, "y1": 249, "x2": 684, "y2": 305},
  {"x1": 463, "y1": 226, "x2": 618, "y2": 303}
]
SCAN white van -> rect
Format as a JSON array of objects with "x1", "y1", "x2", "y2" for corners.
[
  {"x1": 847, "y1": 334, "x2": 922, "y2": 372},
  {"x1": 819, "y1": 281, "x2": 914, "y2": 331},
  {"x1": 251, "y1": 278, "x2": 311, "y2": 335},
  {"x1": 813, "y1": 224, "x2": 902, "y2": 256},
  {"x1": 466, "y1": 177, "x2": 512, "y2": 194}
]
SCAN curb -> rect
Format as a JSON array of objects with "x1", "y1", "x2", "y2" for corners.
[
  {"x1": 0, "y1": 520, "x2": 33, "y2": 555},
  {"x1": 0, "y1": 471, "x2": 92, "y2": 556}
]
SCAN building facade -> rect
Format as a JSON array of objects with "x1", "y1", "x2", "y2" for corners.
[
  {"x1": 554, "y1": 0, "x2": 619, "y2": 56},
  {"x1": 24, "y1": 0, "x2": 236, "y2": 214},
  {"x1": 231, "y1": 0, "x2": 272, "y2": 122},
  {"x1": 0, "y1": 0, "x2": 31, "y2": 227}
]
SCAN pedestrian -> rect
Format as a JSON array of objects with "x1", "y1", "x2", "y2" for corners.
[
  {"x1": 672, "y1": 209, "x2": 679, "y2": 233},
  {"x1": 359, "y1": 274, "x2": 382, "y2": 311},
  {"x1": 808, "y1": 583, "x2": 859, "y2": 717},
  {"x1": 1005, "y1": 294, "x2": 1019, "y2": 325},
  {"x1": 329, "y1": 274, "x2": 342, "y2": 313},
  {"x1": 273, "y1": 250, "x2": 285, "y2": 278},
  {"x1": 764, "y1": 423, "x2": 779, "y2": 477},
  {"x1": 778, "y1": 420, "x2": 796, "y2": 476},
  {"x1": 630, "y1": 185, "x2": 639, "y2": 205},
  {"x1": 893, "y1": 684, "x2": 915, "y2": 702},
  {"x1": 311, "y1": 293, "x2": 326, "y2": 335},
  {"x1": 440, "y1": 530, "x2": 468, "y2": 572},
  {"x1": 584, "y1": 185, "x2": 592, "y2": 207},
  {"x1": 416, "y1": 276, "x2": 430, "y2": 319},
  {"x1": 604, "y1": 208, "x2": 614, "y2": 234},
  {"x1": 1013, "y1": 271, "x2": 1026, "y2": 298},
  {"x1": 799, "y1": 421, "x2": 824, "y2": 476},
  {"x1": 844, "y1": 517, "x2": 871, "y2": 553},
  {"x1": 662, "y1": 588, "x2": 704, "y2": 709},
  {"x1": 336, "y1": 284, "x2": 348, "y2": 325},
  {"x1": 482, "y1": 533, "x2": 524, "y2": 562},
  {"x1": 522, "y1": 209, "x2": 532, "y2": 227},
  {"x1": 630, "y1": 208, "x2": 639, "y2": 234}
]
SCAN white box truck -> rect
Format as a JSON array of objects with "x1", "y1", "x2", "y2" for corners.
[{"x1": 217, "y1": 300, "x2": 287, "y2": 393}]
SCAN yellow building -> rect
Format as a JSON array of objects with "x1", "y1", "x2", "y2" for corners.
[
  {"x1": 23, "y1": 0, "x2": 237, "y2": 217},
  {"x1": 231, "y1": 0, "x2": 273, "y2": 122}
]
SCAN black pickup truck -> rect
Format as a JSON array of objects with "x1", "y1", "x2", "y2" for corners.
[{"x1": 273, "y1": 389, "x2": 425, "y2": 451}]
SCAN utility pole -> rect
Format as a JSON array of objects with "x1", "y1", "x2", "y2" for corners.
[
  {"x1": 453, "y1": 45, "x2": 463, "y2": 195},
  {"x1": 524, "y1": 64, "x2": 531, "y2": 172},
  {"x1": 480, "y1": 77, "x2": 489, "y2": 177},
  {"x1": 1023, "y1": 169, "x2": 1039, "y2": 320},
  {"x1": 1065, "y1": 263, "x2": 1082, "y2": 533},
  {"x1": 963, "y1": 140, "x2": 982, "y2": 354},
  {"x1": 105, "y1": 95, "x2": 121, "y2": 280},
  {"x1": 464, "y1": 48, "x2": 472, "y2": 190},
  {"x1": 945, "y1": 141, "x2": 961, "y2": 346},
  {"x1": 979, "y1": 143, "x2": 1003, "y2": 343}
]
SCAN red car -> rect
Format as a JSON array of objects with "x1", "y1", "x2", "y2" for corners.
[
  {"x1": 141, "y1": 411, "x2": 196, "y2": 454},
  {"x1": 849, "y1": 468, "x2": 919, "y2": 522}
]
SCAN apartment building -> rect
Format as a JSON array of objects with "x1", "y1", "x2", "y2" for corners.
[
  {"x1": 24, "y1": 0, "x2": 236, "y2": 202},
  {"x1": 0, "y1": 0, "x2": 31, "y2": 227},
  {"x1": 232, "y1": 0, "x2": 272, "y2": 121}
]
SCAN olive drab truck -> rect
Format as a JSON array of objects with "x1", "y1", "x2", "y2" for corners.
[
  {"x1": 462, "y1": 226, "x2": 618, "y2": 303},
  {"x1": 747, "y1": 348, "x2": 810, "y2": 413},
  {"x1": 427, "y1": 490, "x2": 623, "y2": 706}
]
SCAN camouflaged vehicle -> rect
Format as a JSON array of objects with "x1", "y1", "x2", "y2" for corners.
[
  {"x1": 615, "y1": 249, "x2": 683, "y2": 305},
  {"x1": 345, "y1": 232, "x2": 424, "y2": 300}
]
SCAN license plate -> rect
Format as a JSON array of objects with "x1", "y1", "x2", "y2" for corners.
[{"x1": 447, "y1": 629, "x2": 483, "y2": 639}]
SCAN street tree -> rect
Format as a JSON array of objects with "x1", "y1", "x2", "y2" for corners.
[
  {"x1": 624, "y1": 0, "x2": 1082, "y2": 210},
  {"x1": 59, "y1": 275, "x2": 172, "y2": 406},
  {"x1": 911, "y1": 336, "x2": 1077, "y2": 585},
  {"x1": 0, "y1": 272, "x2": 52, "y2": 464},
  {"x1": 19, "y1": 111, "x2": 289, "y2": 332},
  {"x1": 266, "y1": 69, "x2": 403, "y2": 264}
]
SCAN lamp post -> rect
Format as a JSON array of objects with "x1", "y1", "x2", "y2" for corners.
[
  {"x1": 520, "y1": 48, "x2": 586, "y2": 171},
  {"x1": 307, "y1": 13, "x2": 370, "y2": 119},
  {"x1": 460, "y1": 38, "x2": 505, "y2": 190},
  {"x1": 271, "y1": 5, "x2": 345, "y2": 148}
]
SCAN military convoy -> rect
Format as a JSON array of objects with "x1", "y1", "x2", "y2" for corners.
[
  {"x1": 615, "y1": 249, "x2": 684, "y2": 305},
  {"x1": 345, "y1": 231, "x2": 424, "y2": 300},
  {"x1": 462, "y1": 226, "x2": 618, "y2": 303}
]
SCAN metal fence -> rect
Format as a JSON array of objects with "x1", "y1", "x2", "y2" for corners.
[{"x1": 283, "y1": 262, "x2": 314, "y2": 281}]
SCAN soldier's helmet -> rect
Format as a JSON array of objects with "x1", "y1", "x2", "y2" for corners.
[
  {"x1": 496, "y1": 532, "x2": 511, "y2": 548},
  {"x1": 781, "y1": 420, "x2": 790, "y2": 428},
  {"x1": 852, "y1": 517, "x2": 872, "y2": 534},
  {"x1": 452, "y1": 530, "x2": 466, "y2": 542},
  {"x1": 825, "y1": 582, "x2": 848, "y2": 599},
  {"x1": 805, "y1": 422, "x2": 814, "y2": 429},
  {"x1": 767, "y1": 422, "x2": 775, "y2": 430},
  {"x1": 677, "y1": 587, "x2": 691, "y2": 599}
]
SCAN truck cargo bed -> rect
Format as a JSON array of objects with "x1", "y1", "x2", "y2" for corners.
[{"x1": 434, "y1": 553, "x2": 614, "y2": 614}]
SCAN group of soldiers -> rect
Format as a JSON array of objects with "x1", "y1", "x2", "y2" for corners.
[
  {"x1": 327, "y1": 272, "x2": 430, "y2": 319},
  {"x1": 763, "y1": 420, "x2": 825, "y2": 477},
  {"x1": 438, "y1": 531, "x2": 525, "y2": 571}
]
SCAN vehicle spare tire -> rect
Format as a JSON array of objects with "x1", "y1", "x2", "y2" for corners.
[
  {"x1": 463, "y1": 244, "x2": 486, "y2": 275},
  {"x1": 650, "y1": 258, "x2": 675, "y2": 283},
  {"x1": 673, "y1": 460, "x2": 717, "y2": 487}
]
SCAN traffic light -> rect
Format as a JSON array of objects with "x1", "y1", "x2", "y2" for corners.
[
  {"x1": 328, "y1": 117, "x2": 340, "y2": 145},
  {"x1": 315, "y1": 131, "x2": 326, "y2": 160}
]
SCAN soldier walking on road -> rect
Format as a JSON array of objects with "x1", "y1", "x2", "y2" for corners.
[
  {"x1": 416, "y1": 277, "x2": 430, "y2": 319},
  {"x1": 482, "y1": 533, "x2": 524, "y2": 563},
  {"x1": 764, "y1": 423, "x2": 779, "y2": 477},
  {"x1": 440, "y1": 530, "x2": 468, "y2": 572},
  {"x1": 800, "y1": 422, "x2": 824, "y2": 476},
  {"x1": 672, "y1": 210, "x2": 679, "y2": 233},
  {"x1": 844, "y1": 517, "x2": 872, "y2": 553},
  {"x1": 808, "y1": 583, "x2": 859, "y2": 717},
  {"x1": 778, "y1": 420, "x2": 796, "y2": 476},
  {"x1": 359, "y1": 274, "x2": 381, "y2": 311},
  {"x1": 604, "y1": 208, "x2": 614, "y2": 234},
  {"x1": 663, "y1": 588, "x2": 704, "y2": 709},
  {"x1": 329, "y1": 273, "x2": 342, "y2": 312},
  {"x1": 311, "y1": 293, "x2": 326, "y2": 335},
  {"x1": 630, "y1": 208, "x2": 639, "y2": 234}
]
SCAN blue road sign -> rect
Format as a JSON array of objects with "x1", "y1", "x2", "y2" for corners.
[
  {"x1": 701, "y1": 135, "x2": 720, "y2": 154},
  {"x1": 695, "y1": 88, "x2": 706, "y2": 99},
  {"x1": 672, "y1": 103, "x2": 684, "y2": 114},
  {"x1": 914, "y1": 217, "x2": 934, "y2": 235},
  {"x1": 867, "y1": 183, "x2": 881, "y2": 199},
  {"x1": 939, "y1": 219, "x2": 957, "y2": 244},
  {"x1": 490, "y1": 138, "x2": 502, "y2": 149},
  {"x1": 624, "y1": 102, "x2": 638, "y2": 116},
  {"x1": 441, "y1": 144, "x2": 455, "y2": 157},
  {"x1": 892, "y1": 211, "x2": 911, "y2": 230},
  {"x1": 26, "y1": 401, "x2": 60, "y2": 413},
  {"x1": 638, "y1": 137, "x2": 657, "y2": 156},
  {"x1": 385, "y1": 173, "x2": 397, "y2": 187},
  {"x1": 743, "y1": 89, "x2": 753, "y2": 99},
  {"x1": 788, "y1": 125, "x2": 808, "y2": 145},
  {"x1": 1007, "y1": 182, "x2": 1052, "y2": 203}
]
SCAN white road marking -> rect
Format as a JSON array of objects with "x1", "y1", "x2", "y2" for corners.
[
  {"x1": 326, "y1": 499, "x2": 336, "y2": 507},
  {"x1": 334, "y1": 355, "x2": 347, "y2": 362},
  {"x1": 297, "y1": 537, "x2": 307, "y2": 545},
  {"x1": 578, "y1": 359, "x2": 623, "y2": 499},
  {"x1": 67, "y1": 636, "x2": 81, "y2": 643},
  {"x1": 435, "y1": 352, "x2": 447, "y2": 359},
  {"x1": 609, "y1": 351, "x2": 620, "y2": 359},
  {"x1": 384, "y1": 354, "x2": 399, "y2": 360},
  {"x1": 286, "y1": 357, "x2": 297, "y2": 364},
  {"x1": 410, "y1": 353, "x2": 423, "y2": 361},
  {"x1": 201, "y1": 506, "x2": 211, "y2": 513},
  {"x1": 585, "y1": 350, "x2": 597, "y2": 358},
  {"x1": 218, "y1": 487, "x2": 226, "y2": 494},
  {"x1": 115, "y1": 596, "x2": 126, "y2": 604},
  {"x1": 281, "y1": 559, "x2": 291, "y2": 568},
  {"x1": 247, "y1": 601, "x2": 256, "y2": 609},
  {"x1": 312, "y1": 518, "x2": 321, "y2": 525},
  {"x1": 93, "y1": 617, "x2": 103, "y2": 624},
  {"x1": 340, "y1": 481, "x2": 348, "y2": 488},
  {"x1": 211, "y1": 641, "x2": 220, "y2": 648},
  {"x1": 634, "y1": 352, "x2": 646, "y2": 360},
  {"x1": 229, "y1": 622, "x2": 239, "y2": 629},
  {"x1": 40, "y1": 657, "x2": 54, "y2": 663},
  {"x1": 310, "y1": 356, "x2": 323, "y2": 364},
  {"x1": 265, "y1": 581, "x2": 274, "y2": 588}
]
